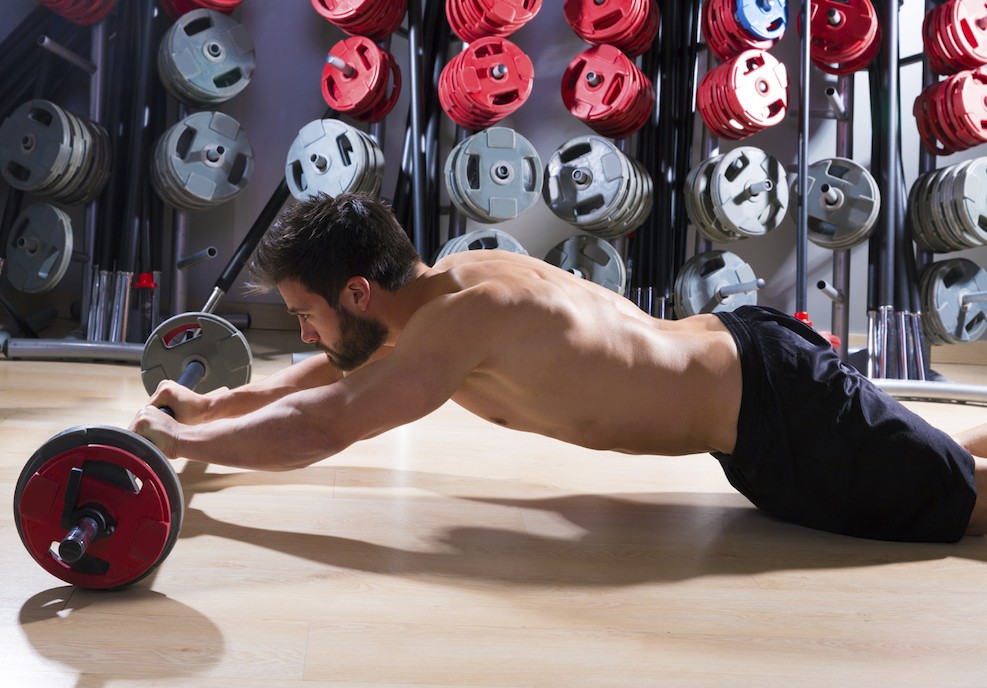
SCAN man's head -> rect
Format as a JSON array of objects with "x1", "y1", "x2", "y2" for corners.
[{"x1": 248, "y1": 192, "x2": 421, "y2": 308}]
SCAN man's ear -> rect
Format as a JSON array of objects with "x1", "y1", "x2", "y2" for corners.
[{"x1": 343, "y1": 277, "x2": 372, "y2": 312}]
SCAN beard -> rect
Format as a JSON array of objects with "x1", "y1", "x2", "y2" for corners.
[{"x1": 320, "y1": 306, "x2": 389, "y2": 372}]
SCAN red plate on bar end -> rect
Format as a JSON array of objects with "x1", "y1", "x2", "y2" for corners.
[{"x1": 14, "y1": 425, "x2": 184, "y2": 590}]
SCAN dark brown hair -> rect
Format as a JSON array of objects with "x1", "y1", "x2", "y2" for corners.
[{"x1": 248, "y1": 192, "x2": 420, "y2": 307}]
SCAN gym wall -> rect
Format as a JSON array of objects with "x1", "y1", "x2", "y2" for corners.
[{"x1": 1, "y1": 0, "x2": 986, "y2": 341}]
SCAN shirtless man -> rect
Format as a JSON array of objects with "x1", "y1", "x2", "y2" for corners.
[{"x1": 130, "y1": 192, "x2": 987, "y2": 543}]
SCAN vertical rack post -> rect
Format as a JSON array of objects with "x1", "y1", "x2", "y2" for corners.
[
  {"x1": 795, "y1": 0, "x2": 812, "y2": 320},
  {"x1": 406, "y1": 0, "x2": 428, "y2": 258},
  {"x1": 830, "y1": 77, "x2": 853, "y2": 363}
]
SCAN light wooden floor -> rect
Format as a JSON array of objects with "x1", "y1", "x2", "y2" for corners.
[{"x1": 3, "y1": 330, "x2": 987, "y2": 687}]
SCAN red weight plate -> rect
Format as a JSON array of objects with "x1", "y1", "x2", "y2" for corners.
[
  {"x1": 15, "y1": 427, "x2": 183, "y2": 589},
  {"x1": 806, "y1": 0, "x2": 879, "y2": 65},
  {"x1": 563, "y1": 0, "x2": 659, "y2": 57},
  {"x1": 312, "y1": 0, "x2": 406, "y2": 38},
  {"x1": 949, "y1": 0, "x2": 987, "y2": 66},
  {"x1": 703, "y1": 0, "x2": 773, "y2": 62},
  {"x1": 448, "y1": 0, "x2": 541, "y2": 42},
  {"x1": 723, "y1": 50, "x2": 788, "y2": 128},
  {"x1": 948, "y1": 67, "x2": 987, "y2": 147},
  {"x1": 439, "y1": 37, "x2": 534, "y2": 129},
  {"x1": 322, "y1": 37, "x2": 389, "y2": 115}
]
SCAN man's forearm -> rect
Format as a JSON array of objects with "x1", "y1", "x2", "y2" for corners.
[
  {"x1": 203, "y1": 352, "x2": 341, "y2": 421},
  {"x1": 175, "y1": 388, "x2": 344, "y2": 471}
]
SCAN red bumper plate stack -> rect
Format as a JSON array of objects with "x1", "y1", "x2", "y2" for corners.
[
  {"x1": 914, "y1": 64, "x2": 987, "y2": 155},
  {"x1": 446, "y1": 0, "x2": 542, "y2": 43},
  {"x1": 702, "y1": 0, "x2": 781, "y2": 62},
  {"x1": 563, "y1": 0, "x2": 660, "y2": 58},
  {"x1": 697, "y1": 49, "x2": 788, "y2": 140},
  {"x1": 160, "y1": 0, "x2": 243, "y2": 20},
  {"x1": 311, "y1": 0, "x2": 407, "y2": 39},
  {"x1": 561, "y1": 44, "x2": 654, "y2": 139},
  {"x1": 799, "y1": 0, "x2": 880, "y2": 75},
  {"x1": 322, "y1": 36, "x2": 401, "y2": 122},
  {"x1": 35, "y1": 0, "x2": 117, "y2": 24},
  {"x1": 439, "y1": 37, "x2": 534, "y2": 130},
  {"x1": 923, "y1": 0, "x2": 987, "y2": 75}
]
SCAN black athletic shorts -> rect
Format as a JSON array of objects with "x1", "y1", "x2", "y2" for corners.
[{"x1": 712, "y1": 306, "x2": 976, "y2": 542}]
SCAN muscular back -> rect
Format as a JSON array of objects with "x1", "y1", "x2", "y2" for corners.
[{"x1": 414, "y1": 251, "x2": 743, "y2": 456}]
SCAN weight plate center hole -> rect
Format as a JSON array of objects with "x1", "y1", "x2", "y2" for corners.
[
  {"x1": 821, "y1": 183, "x2": 844, "y2": 208},
  {"x1": 571, "y1": 168, "x2": 593, "y2": 186},
  {"x1": 15, "y1": 236, "x2": 39, "y2": 255},
  {"x1": 20, "y1": 133, "x2": 36, "y2": 154},
  {"x1": 203, "y1": 145, "x2": 226, "y2": 167},
  {"x1": 491, "y1": 161, "x2": 514, "y2": 185},
  {"x1": 204, "y1": 42, "x2": 225, "y2": 62},
  {"x1": 310, "y1": 153, "x2": 330, "y2": 173}
]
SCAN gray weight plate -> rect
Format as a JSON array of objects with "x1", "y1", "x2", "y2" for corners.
[
  {"x1": 141, "y1": 312, "x2": 253, "y2": 396},
  {"x1": 444, "y1": 127, "x2": 542, "y2": 223},
  {"x1": 792, "y1": 157, "x2": 881, "y2": 250},
  {"x1": 710, "y1": 146, "x2": 788, "y2": 238},
  {"x1": 284, "y1": 118, "x2": 384, "y2": 201},
  {"x1": 673, "y1": 250, "x2": 760, "y2": 318},
  {"x1": 0, "y1": 100, "x2": 74, "y2": 193},
  {"x1": 434, "y1": 228, "x2": 528, "y2": 261},
  {"x1": 927, "y1": 165, "x2": 956, "y2": 250},
  {"x1": 544, "y1": 235, "x2": 627, "y2": 294},
  {"x1": 936, "y1": 161, "x2": 967, "y2": 250},
  {"x1": 951, "y1": 158, "x2": 987, "y2": 248},
  {"x1": 920, "y1": 167, "x2": 953, "y2": 253},
  {"x1": 152, "y1": 111, "x2": 254, "y2": 210},
  {"x1": 543, "y1": 135, "x2": 653, "y2": 239},
  {"x1": 909, "y1": 171, "x2": 946, "y2": 253},
  {"x1": 920, "y1": 258, "x2": 987, "y2": 345},
  {"x1": 685, "y1": 154, "x2": 743, "y2": 242},
  {"x1": 159, "y1": 9, "x2": 256, "y2": 106},
  {"x1": 4, "y1": 203, "x2": 73, "y2": 294}
]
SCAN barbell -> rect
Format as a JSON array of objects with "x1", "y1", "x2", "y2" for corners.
[{"x1": 14, "y1": 312, "x2": 251, "y2": 589}]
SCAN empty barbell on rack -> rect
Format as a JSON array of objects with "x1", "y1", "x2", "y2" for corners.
[
  {"x1": 284, "y1": 118, "x2": 385, "y2": 201},
  {"x1": 542, "y1": 134, "x2": 653, "y2": 240},
  {"x1": 673, "y1": 250, "x2": 764, "y2": 319},
  {"x1": 789, "y1": 157, "x2": 881, "y2": 250},
  {"x1": 444, "y1": 126, "x2": 542, "y2": 224},
  {"x1": 14, "y1": 312, "x2": 251, "y2": 589},
  {"x1": 920, "y1": 258, "x2": 987, "y2": 345}
]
